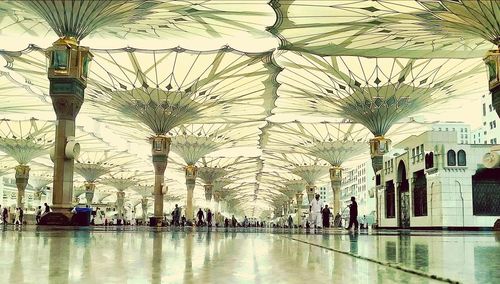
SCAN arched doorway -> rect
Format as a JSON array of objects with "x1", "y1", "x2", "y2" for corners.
[{"x1": 397, "y1": 160, "x2": 410, "y2": 228}]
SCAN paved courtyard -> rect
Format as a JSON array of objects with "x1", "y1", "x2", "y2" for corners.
[{"x1": 0, "y1": 226, "x2": 498, "y2": 284}]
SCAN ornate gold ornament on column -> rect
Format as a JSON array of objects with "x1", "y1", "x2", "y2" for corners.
[
  {"x1": 484, "y1": 48, "x2": 500, "y2": 118},
  {"x1": 204, "y1": 184, "x2": 214, "y2": 201},
  {"x1": 84, "y1": 182, "x2": 96, "y2": 206},
  {"x1": 369, "y1": 136, "x2": 391, "y2": 173},
  {"x1": 306, "y1": 185, "x2": 316, "y2": 203}
]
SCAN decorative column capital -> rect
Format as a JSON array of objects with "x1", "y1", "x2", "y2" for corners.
[
  {"x1": 484, "y1": 48, "x2": 500, "y2": 117},
  {"x1": 34, "y1": 191, "x2": 43, "y2": 201},
  {"x1": 329, "y1": 166, "x2": 342, "y2": 182},
  {"x1": 116, "y1": 191, "x2": 125, "y2": 207},
  {"x1": 47, "y1": 37, "x2": 92, "y2": 120},
  {"x1": 151, "y1": 135, "x2": 171, "y2": 173},
  {"x1": 370, "y1": 136, "x2": 391, "y2": 173},
  {"x1": 306, "y1": 185, "x2": 316, "y2": 202},
  {"x1": 295, "y1": 192, "x2": 303, "y2": 202},
  {"x1": 484, "y1": 49, "x2": 500, "y2": 91},
  {"x1": 185, "y1": 164, "x2": 198, "y2": 180},
  {"x1": 204, "y1": 184, "x2": 213, "y2": 201},
  {"x1": 15, "y1": 165, "x2": 30, "y2": 179},
  {"x1": 47, "y1": 37, "x2": 92, "y2": 87},
  {"x1": 84, "y1": 181, "x2": 96, "y2": 193}
]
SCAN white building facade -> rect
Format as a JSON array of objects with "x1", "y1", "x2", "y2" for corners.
[
  {"x1": 340, "y1": 159, "x2": 376, "y2": 217},
  {"x1": 472, "y1": 94, "x2": 500, "y2": 144},
  {"x1": 378, "y1": 131, "x2": 500, "y2": 229},
  {"x1": 431, "y1": 122, "x2": 471, "y2": 144}
]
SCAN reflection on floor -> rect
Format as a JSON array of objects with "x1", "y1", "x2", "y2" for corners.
[{"x1": 0, "y1": 226, "x2": 498, "y2": 284}]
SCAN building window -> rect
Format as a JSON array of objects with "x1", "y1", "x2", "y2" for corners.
[
  {"x1": 447, "y1": 150, "x2": 456, "y2": 166},
  {"x1": 413, "y1": 170, "x2": 427, "y2": 217},
  {"x1": 425, "y1": 152, "x2": 434, "y2": 169},
  {"x1": 457, "y1": 150, "x2": 466, "y2": 166},
  {"x1": 385, "y1": 181, "x2": 395, "y2": 218},
  {"x1": 472, "y1": 169, "x2": 500, "y2": 216}
]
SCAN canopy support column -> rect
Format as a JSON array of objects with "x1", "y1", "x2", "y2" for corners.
[
  {"x1": 185, "y1": 165, "x2": 198, "y2": 222},
  {"x1": 150, "y1": 135, "x2": 170, "y2": 226},
  {"x1": 329, "y1": 166, "x2": 342, "y2": 215},
  {"x1": 295, "y1": 193, "x2": 303, "y2": 227},
  {"x1": 43, "y1": 37, "x2": 92, "y2": 225},
  {"x1": 370, "y1": 136, "x2": 391, "y2": 227},
  {"x1": 15, "y1": 165, "x2": 30, "y2": 209}
]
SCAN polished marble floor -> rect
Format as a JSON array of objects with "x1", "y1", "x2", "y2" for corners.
[{"x1": 0, "y1": 226, "x2": 498, "y2": 284}]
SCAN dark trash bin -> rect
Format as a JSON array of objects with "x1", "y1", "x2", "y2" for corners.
[{"x1": 71, "y1": 207, "x2": 92, "y2": 226}]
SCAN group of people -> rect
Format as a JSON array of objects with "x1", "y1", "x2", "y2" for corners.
[
  {"x1": 308, "y1": 194, "x2": 359, "y2": 231},
  {"x1": 1, "y1": 203, "x2": 51, "y2": 225}
]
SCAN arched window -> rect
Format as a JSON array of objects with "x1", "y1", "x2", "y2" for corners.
[
  {"x1": 458, "y1": 150, "x2": 466, "y2": 166},
  {"x1": 447, "y1": 150, "x2": 456, "y2": 166}
]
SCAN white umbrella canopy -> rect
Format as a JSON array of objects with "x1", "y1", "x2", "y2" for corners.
[
  {"x1": 0, "y1": 72, "x2": 53, "y2": 118},
  {"x1": 0, "y1": 0, "x2": 276, "y2": 49},
  {"x1": 0, "y1": 155, "x2": 17, "y2": 177},
  {"x1": 170, "y1": 121, "x2": 264, "y2": 165},
  {"x1": 0, "y1": 46, "x2": 279, "y2": 140},
  {"x1": 274, "y1": 51, "x2": 487, "y2": 137},
  {"x1": 0, "y1": 118, "x2": 54, "y2": 165},
  {"x1": 260, "y1": 121, "x2": 370, "y2": 167},
  {"x1": 268, "y1": 0, "x2": 495, "y2": 58}
]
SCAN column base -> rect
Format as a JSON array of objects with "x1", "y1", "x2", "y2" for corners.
[
  {"x1": 39, "y1": 212, "x2": 73, "y2": 226},
  {"x1": 149, "y1": 217, "x2": 165, "y2": 227}
]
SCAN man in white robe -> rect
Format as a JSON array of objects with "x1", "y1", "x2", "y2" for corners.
[{"x1": 309, "y1": 194, "x2": 323, "y2": 228}]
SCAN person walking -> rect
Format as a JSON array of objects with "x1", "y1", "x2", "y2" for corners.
[
  {"x1": 206, "y1": 209, "x2": 213, "y2": 227},
  {"x1": 231, "y1": 215, "x2": 237, "y2": 227},
  {"x1": 35, "y1": 206, "x2": 42, "y2": 224},
  {"x1": 322, "y1": 205, "x2": 331, "y2": 228},
  {"x1": 196, "y1": 208, "x2": 205, "y2": 226},
  {"x1": 309, "y1": 194, "x2": 324, "y2": 229},
  {"x1": 2, "y1": 207, "x2": 8, "y2": 224},
  {"x1": 287, "y1": 215, "x2": 293, "y2": 228},
  {"x1": 19, "y1": 207, "x2": 24, "y2": 225},
  {"x1": 173, "y1": 204, "x2": 180, "y2": 226},
  {"x1": 14, "y1": 208, "x2": 20, "y2": 225},
  {"x1": 346, "y1": 196, "x2": 359, "y2": 231}
]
